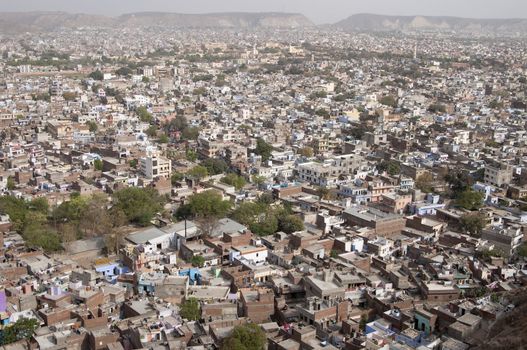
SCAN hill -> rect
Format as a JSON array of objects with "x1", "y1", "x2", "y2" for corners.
[
  {"x1": 335, "y1": 13, "x2": 527, "y2": 35},
  {"x1": 0, "y1": 11, "x2": 314, "y2": 33}
]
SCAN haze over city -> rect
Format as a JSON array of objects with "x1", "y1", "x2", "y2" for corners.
[
  {"x1": 0, "y1": 1, "x2": 527, "y2": 350},
  {"x1": 0, "y1": 0, "x2": 526, "y2": 23}
]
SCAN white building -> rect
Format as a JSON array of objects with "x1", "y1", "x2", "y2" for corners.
[
  {"x1": 230, "y1": 245, "x2": 268, "y2": 264},
  {"x1": 140, "y1": 154, "x2": 172, "y2": 179}
]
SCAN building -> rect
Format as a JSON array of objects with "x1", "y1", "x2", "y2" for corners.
[
  {"x1": 342, "y1": 206, "x2": 407, "y2": 237},
  {"x1": 481, "y1": 226, "x2": 523, "y2": 256},
  {"x1": 484, "y1": 161, "x2": 513, "y2": 187},
  {"x1": 140, "y1": 154, "x2": 172, "y2": 179}
]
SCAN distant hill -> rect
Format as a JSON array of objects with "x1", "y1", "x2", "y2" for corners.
[
  {"x1": 335, "y1": 13, "x2": 527, "y2": 35},
  {"x1": 0, "y1": 11, "x2": 314, "y2": 33}
]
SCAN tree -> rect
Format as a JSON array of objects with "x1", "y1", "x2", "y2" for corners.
[
  {"x1": 171, "y1": 172, "x2": 185, "y2": 186},
  {"x1": 278, "y1": 215, "x2": 304, "y2": 234},
  {"x1": 115, "y1": 66, "x2": 133, "y2": 77},
  {"x1": 378, "y1": 160, "x2": 400, "y2": 176},
  {"x1": 6, "y1": 176, "x2": 15, "y2": 190},
  {"x1": 221, "y1": 174, "x2": 246, "y2": 191},
  {"x1": 136, "y1": 106, "x2": 153, "y2": 123},
  {"x1": 316, "y1": 186, "x2": 330, "y2": 201},
  {"x1": 379, "y1": 95, "x2": 397, "y2": 107},
  {"x1": 251, "y1": 175, "x2": 266, "y2": 186},
  {"x1": 184, "y1": 190, "x2": 231, "y2": 219},
  {"x1": 112, "y1": 187, "x2": 164, "y2": 226},
  {"x1": 79, "y1": 194, "x2": 112, "y2": 236},
  {"x1": 185, "y1": 149, "x2": 197, "y2": 162},
  {"x1": 158, "y1": 134, "x2": 169, "y2": 143},
  {"x1": 182, "y1": 126, "x2": 200, "y2": 140},
  {"x1": 415, "y1": 172, "x2": 434, "y2": 193},
  {"x1": 129, "y1": 159, "x2": 138, "y2": 168},
  {"x1": 516, "y1": 242, "x2": 527, "y2": 258},
  {"x1": 330, "y1": 250, "x2": 339, "y2": 258},
  {"x1": 222, "y1": 323, "x2": 266, "y2": 350},
  {"x1": 427, "y1": 103, "x2": 447, "y2": 113},
  {"x1": 359, "y1": 314, "x2": 368, "y2": 332},
  {"x1": 86, "y1": 121, "x2": 98, "y2": 133},
  {"x1": 142, "y1": 76, "x2": 150, "y2": 83},
  {"x1": 88, "y1": 70, "x2": 104, "y2": 81},
  {"x1": 298, "y1": 146, "x2": 314, "y2": 158},
  {"x1": 179, "y1": 298, "x2": 201, "y2": 321},
  {"x1": 203, "y1": 158, "x2": 229, "y2": 175},
  {"x1": 145, "y1": 125, "x2": 158, "y2": 137},
  {"x1": 190, "y1": 255, "x2": 205, "y2": 268},
  {"x1": 187, "y1": 165, "x2": 209, "y2": 181},
  {"x1": 62, "y1": 92, "x2": 77, "y2": 101},
  {"x1": 255, "y1": 138, "x2": 273, "y2": 162},
  {"x1": 315, "y1": 108, "x2": 330, "y2": 118},
  {"x1": 0, "y1": 318, "x2": 39, "y2": 345},
  {"x1": 250, "y1": 211, "x2": 278, "y2": 237},
  {"x1": 445, "y1": 169, "x2": 473, "y2": 198},
  {"x1": 94, "y1": 159, "x2": 103, "y2": 171},
  {"x1": 456, "y1": 190, "x2": 484, "y2": 211},
  {"x1": 460, "y1": 213, "x2": 486, "y2": 236}
]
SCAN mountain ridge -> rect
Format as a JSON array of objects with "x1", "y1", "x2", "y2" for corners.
[
  {"x1": 335, "y1": 13, "x2": 527, "y2": 34},
  {"x1": 0, "y1": 11, "x2": 314, "y2": 33}
]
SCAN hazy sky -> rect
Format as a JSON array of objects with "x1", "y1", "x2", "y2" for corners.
[{"x1": 1, "y1": 0, "x2": 525, "y2": 24}]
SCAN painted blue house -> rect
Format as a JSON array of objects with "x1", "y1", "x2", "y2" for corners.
[{"x1": 179, "y1": 268, "x2": 202, "y2": 285}]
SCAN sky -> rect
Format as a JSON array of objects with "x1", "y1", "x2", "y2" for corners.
[{"x1": 0, "y1": 0, "x2": 526, "y2": 24}]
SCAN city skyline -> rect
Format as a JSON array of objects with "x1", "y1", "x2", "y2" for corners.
[{"x1": 0, "y1": 0, "x2": 526, "y2": 24}]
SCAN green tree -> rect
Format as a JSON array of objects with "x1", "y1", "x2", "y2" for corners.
[
  {"x1": 456, "y1": 190, "x2": 484, "y2": 211},
  {"x1": 330, "y1": 250, "x2": 339, "y2": 258},
  {"x1": 251, "y1": 175, "x2": 266, "y2": 186},
  {"x1": 445, "y1": 169, "x2": 473, "y2": 198},
  {"x1": 250, "y1": 212, "x2": 278, "y2": 236},
  {"x1": 116, "y1": 66, "x2": 133, "y2": 77},
  {"x1": 142, "y1": 76, "x2": 150, "y2": 83},
  {"x1": 190, "y1": 255, "x2": 205, "y2": 268},
  {"x1": 427, "y1": 103, "x2": 447, "y2": 113},
  {"x1": 171, "y1": 172, "x2": 185, "y2": 186},
  {"x1": 145, "y1": 125, "x2": 158, "y2": 137},
  {"x1": 516, "y1": 242, "x2": 527, "y2": 258},
  {"x1": 88, "y1": 70, "x2": 104, "y2": 81},
  {"x1": 0, "y1": 318, "x2": 39, "y2": 345},
  {"x1": 359, "y1": 314, "x2": 368, "y2": 332},
  {"x1": 158, "y1": 134, "x2": 169, "y2": 143},
  {"x1": 86, "y1": 121, "x2": 98, "y2": 133},
  {"x1": 315, "y1": 108, "x2": 330, "y2": 118},
  {"x1": 203, "y1": 158, "x2": 229, "y2": 175},
  {"x1": 129, "y1": 159, "x2": 138, "y2": 168},
  {"x1": 378, "y1": 160, "x2": 400, "y2": 176},
  {"x1": 222, "y1": 323, "x2": 266, "y2": 350},
  {"x1": 187, "y1": 165, "x2": 209, "y2": 181},
  {"x1": 6, "y1": 176, "x2": 16, "y2": 190},
  {"x1": 179, "y1": 298, "x2": 201, "y2": 321},
  {"x1": 62, "y1": 92, "x2": 77, "y2": 101},
  {"x1": 298, "y1": 146, "x2": 314, "y2": 158},
  {"x1": 415, "y1": 172, "x2": 434, "y2": 193},
  {"x1": 231, "y1": 202, "x2": 266, "y2": 227},
  {"x1": 221, "y1": 174, "x2": 246, "y2": 191},
  {"x1": 183, "y1": 190, "x2": 231, "y2": 219},
  {"x1": 182, "y1": 126, "x2": 200, "y2": 140},
  {"x1": 255, "y1": 138, "x2": 273, "y2": 162},
  {"x1": 112, "y1": 187, "x2": 164, "y2": 226},
  {"x1": 379, "y1": 95, "x2": 397, "y2": 107},
  {"x1": 136, "y1": 106, "x2": 153, "y2": 123},
  {"x1": 278, "y1": 215, "x2": 304, "y2": 234},
  {"x1": 94, "y1": 159, "x2": 103, "y2": 171},
  {"x1": 185, "y1": 149, "x2": 197, "y2": 162},
  {"x1": 460, "y1": 213, "x2": 486, "y2": 236}
]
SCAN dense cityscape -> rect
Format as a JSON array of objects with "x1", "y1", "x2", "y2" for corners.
[{"x1": 0, "y1": 8, "x2": 527, "y2": 350}]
